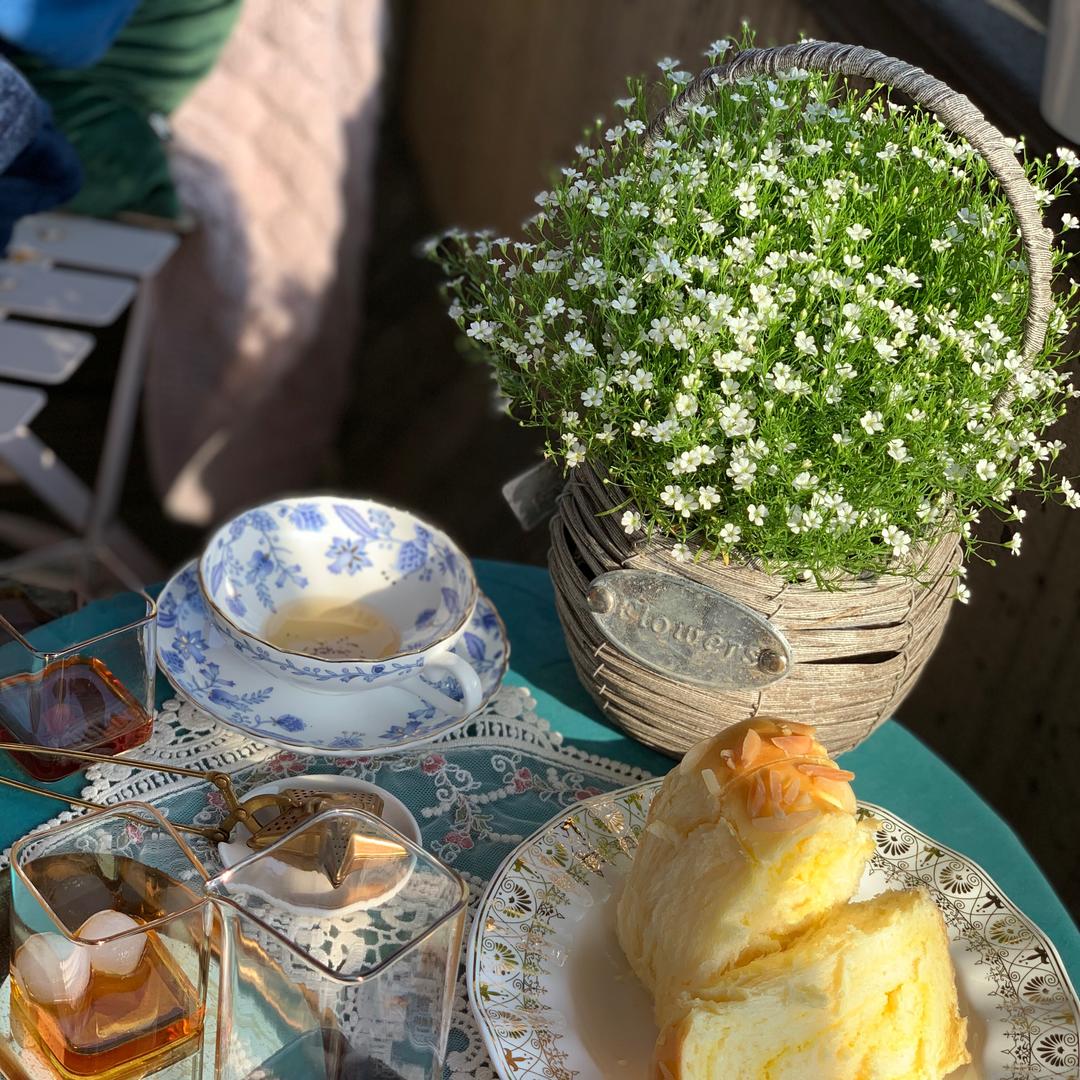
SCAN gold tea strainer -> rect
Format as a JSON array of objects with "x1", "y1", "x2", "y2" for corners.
[{"x1": 0, "y1": 741, "x2": 402, "y2": 889}]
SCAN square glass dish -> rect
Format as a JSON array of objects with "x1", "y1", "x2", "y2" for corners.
[
  {"x1": 0, "y1": 543, "x2": 156, "y2": 780},
  {"x1": 8, "y1": 802, "x2": 210, "y2": 1078},
  {"x1": 206, "y1": 807, "x2": 468, "y2": 1080}
]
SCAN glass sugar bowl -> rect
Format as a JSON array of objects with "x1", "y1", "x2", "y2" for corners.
[
  {"x1": 8, "y1": 803, "x2": 210, "y2": 1079},
  {"x1": 205, "y1": 807, "x2": 468, "y2": 1080}
]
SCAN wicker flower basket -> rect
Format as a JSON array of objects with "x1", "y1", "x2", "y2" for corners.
[{"x1": 548, "y1": 41, "x2": 1053, "y2": 758}]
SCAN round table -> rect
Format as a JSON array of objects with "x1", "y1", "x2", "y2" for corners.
[{"x1": 1, "y1": 559, "x2": 1076, "y2": 988}]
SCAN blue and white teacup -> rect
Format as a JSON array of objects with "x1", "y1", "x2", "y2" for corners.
[{"x1": 198, "y1": 496, "x2": 481, "y2": 711}]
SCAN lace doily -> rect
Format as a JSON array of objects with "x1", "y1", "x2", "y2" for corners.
[{"x1": 3, "y1": 686, "x2": 654, "y2": 1080}]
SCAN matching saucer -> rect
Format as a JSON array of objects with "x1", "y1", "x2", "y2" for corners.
[{"x1": 155, "y1": 562, "x2": 508, "y2": 755}]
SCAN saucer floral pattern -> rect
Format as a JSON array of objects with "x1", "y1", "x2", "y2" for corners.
[{"x1": 156, "y1": 563, "x2": 508, "y2": 754}]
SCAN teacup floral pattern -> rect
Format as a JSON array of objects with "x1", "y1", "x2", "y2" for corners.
[
  {"x1": 156, "y1": 562, "x2": 507, "y2": 755},
  {"x1": 198, "y1": 497, "x2": 478, "y2": 690}
]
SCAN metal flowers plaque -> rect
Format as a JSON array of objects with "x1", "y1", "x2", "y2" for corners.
[{"x1": 586, "y1": 569, "x2": 792, "y2": 691}]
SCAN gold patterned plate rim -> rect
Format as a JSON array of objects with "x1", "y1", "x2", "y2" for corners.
[{"x1": 467, "y1": 778, "x2": 1080, "y2": 1080}]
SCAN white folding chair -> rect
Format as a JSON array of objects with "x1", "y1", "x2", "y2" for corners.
[{"x1": 0, "y1": 213, "x2": 179, "y2": 582}]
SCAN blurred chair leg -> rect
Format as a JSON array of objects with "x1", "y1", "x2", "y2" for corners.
[
  {"x1": 0, "y1": 395, "x2": 161, "y2": 581},
  {"x1": 85, "y1": 278, "x2": 156, "y2": 552}
]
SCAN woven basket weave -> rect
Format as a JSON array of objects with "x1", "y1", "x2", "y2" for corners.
[{"x1": 548, "y1": 41, "x2": 1054, "y2": 758}]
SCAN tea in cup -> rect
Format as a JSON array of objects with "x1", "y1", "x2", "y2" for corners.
[{"x1": 198, "y1": 497, "x2": 481, "y2": 712}]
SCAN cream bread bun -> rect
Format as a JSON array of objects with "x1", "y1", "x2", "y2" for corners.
[
  {"x1": 652, "y1": 886, "x2": 970, "y2": 1080},
  {"x1": 617, "y1": 717, "x2": 875, "y2": 1025}
]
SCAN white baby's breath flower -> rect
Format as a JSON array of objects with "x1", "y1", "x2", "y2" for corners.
[
  {"x1": 1062, "y1": 478, "x2": 1080, "y2": 509},
  {"x1": 881, "y1": 525, "x2": 911, "y2": 558},
  {"x1": 719, "y1": 522, "x2": 742, "y2": 545},
  {"x1": 1006, "y1": 532, "x2": 1023, "y2": 556},
  {"x1": 794, "y1": 330, "x2": 817, "y2": 355},
  {"x1": 835, "y1": 502, "x2": 857, "y2": 527},
  {"x1": 822, "y1": 177, "x2": 845, "y2": 202},
  {"x1": 860, "y1": 410, "x2": 885, "y2": 435},
  {"x1": 610, "y1": 293, "x2": 637, "y2": 314},
  {"x1": 650, "y1": 419, "x2": 678, "y2": 444},
  {"x1": 746, "y1": 503, "x2": 768, "y2": 526},
  {"x1": 886, "y1": 438, "x2": 909, "y2": 462},
  {"x1": 564, "y1": 329, "x2": 595, "y2": 357},
  {"x1": 955, "y1": 581, "x2": 971, "y2": 604},
  {"x1": 718, "y1": 401, "x2": 756, "y2": 438},
  {"x1": 713, "y1": 348, "x2": 752, "y2": 374},
  {"x1": 660, "y1": 484, "x2": 681, "y2": 507},
  {"x1": 768, "y1": 362, "x2": 809, "y2": 395},
  {"x1": 627, "y1": 368, "x2": 654, "y2": 392},
  {"x1": 732, "y1": 179, "x2": 756, "y2": 202},
  {"x1": 672, "y1": 489, "x2": 699, "y2": 517},
  {"x1": 580, "y1": 386, "x2": 603, "y2": 408},
  {"x1": 565, "y1": 442, "x2": 587, "y2": 468},
  {"x1": 846, "y1": 223, "x2": 871, "y2": 242},
  {"x1": 1058, "y1": 146, "x2": 1080, "y2": 170},
  {"x1": 727, "y1": 454, "x2": 757, "y2": 491},
  {"x1": 621, "y1": 510, "x2": 642, "y2": 534},
  {"x1": 674, "y1": 393, "x2": 698, "y2": 417},
  {"x1": 671, "y1": 543, "x2": 692, "y2": 563},
  {"x1": 793, "y1": 471, "x2": 818, "y2": 491},
  {"x1": 1062, "y1": 212, "x2": 1079, "y2": 231},
  {"x1": 975, "y1": 458, "x2": 998, "y2": 482},
  {"x1": 874, "y1": 339, "x2": 899, "y2": 362},
  {"x1": 466, "y1": 320, "x2": 497, "y2": 343},
  {"x1": 697, "y1": 485, "x2": 721, "y2": 510}
]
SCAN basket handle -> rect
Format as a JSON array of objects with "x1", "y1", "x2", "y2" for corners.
[{"x1": 646, "y1": 41, "x2": 1054, "y2": 401}]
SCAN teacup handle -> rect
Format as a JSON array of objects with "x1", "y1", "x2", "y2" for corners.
[{"x1": 419, "y1": 648, "x2": 483, "y2": 716}]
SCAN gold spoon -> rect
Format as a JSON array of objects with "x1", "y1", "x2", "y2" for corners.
[{"x1": 0, "y1": 741, "x2": 383, "y2": 851}]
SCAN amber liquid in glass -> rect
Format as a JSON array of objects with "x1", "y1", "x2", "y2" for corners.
[
  {"x1": 0, "y1": 657, "x2": 152, "y2": 781},
  {"x1": 11, "y1": 854, "x2": 204, "y2": 1079}
]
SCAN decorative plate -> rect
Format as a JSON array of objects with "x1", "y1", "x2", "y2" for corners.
[
  {"x1": 156, "y1": 562, "x2": 508, "y2": 755},
  {"x1": 469, "y1": 779, "x2": 1079, "y2": 1079}
]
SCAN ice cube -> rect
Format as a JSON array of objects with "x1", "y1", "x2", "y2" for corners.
[
  {"x1": 14, "y1": 932, "x2": 91, "y2": 1004},
  {"x1": 77, "y1": 909, "x2": 146, "y2": 977}
]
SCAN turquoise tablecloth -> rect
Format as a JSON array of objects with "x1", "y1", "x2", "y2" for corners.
[{"x1": 1, "y1": 559, "x2": 1076, "y2": 987}]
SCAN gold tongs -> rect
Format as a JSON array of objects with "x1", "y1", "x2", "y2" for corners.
[{"x1": 0, "y1": 741, "x2": 384, "y2": 853}]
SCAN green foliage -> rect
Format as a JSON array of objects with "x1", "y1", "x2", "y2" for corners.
[{"x1": 430, "y1": 43, "x2": 1079, "y2": 589}]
